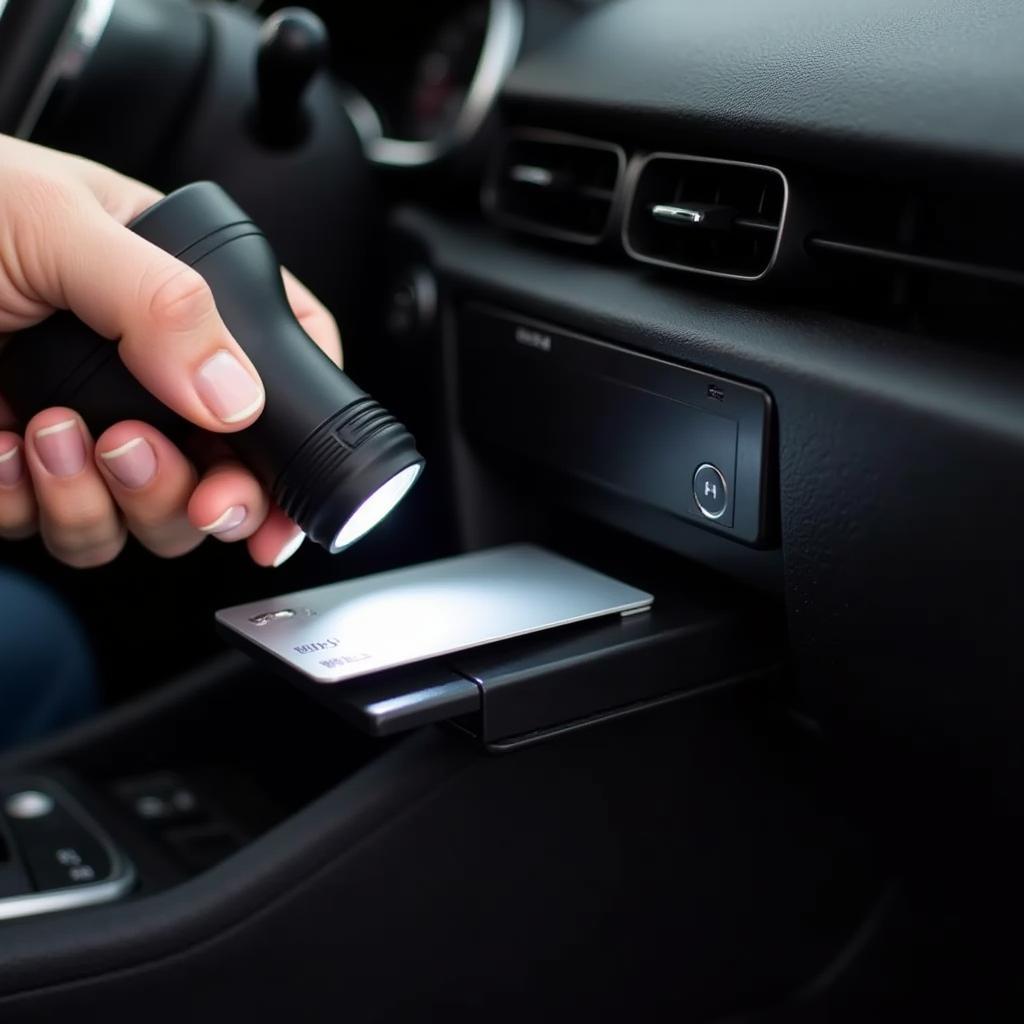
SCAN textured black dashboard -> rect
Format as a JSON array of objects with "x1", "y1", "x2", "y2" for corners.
[
  {"x1": 444, "y1": 0, "x2": 1024, "y2": 832},
  {"x1": 394, "y1": 189, "x2": 1024, "y2": 833},
  {"x1": 505, "y1": 0, "x2": 1024, "y2": 168}
]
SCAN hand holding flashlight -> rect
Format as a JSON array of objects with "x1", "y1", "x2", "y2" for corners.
[{"x1": 0, "y1": 135, "x2": 347, "y2": 567}]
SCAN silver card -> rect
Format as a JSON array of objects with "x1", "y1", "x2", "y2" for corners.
[{"x1": 216, "y1": 544, "x2": 653, "y2": 684}]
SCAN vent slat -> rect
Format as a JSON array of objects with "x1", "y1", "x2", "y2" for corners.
[
  {"x1": 484, "y1": 131, "x2": 625, "y2": 245},
  {"x1": 808, "y1": 236, "x2": 1024, "y2": 289},
  {"x1": 624, "y1": 154, "x2": 787, "y2": 280},
  {"x1": 734, "y1": 216, "x2": 780, "y2": 233}
]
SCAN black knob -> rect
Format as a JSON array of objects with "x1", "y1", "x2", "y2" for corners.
[{"x1": 255, "y1": 6, "x2": 329, "y2": 147}]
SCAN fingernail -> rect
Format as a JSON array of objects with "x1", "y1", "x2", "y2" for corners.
[
  {"x1": 100, "y1": 437, "x2": 157, "y2": 489},
  {"x1": 34, "y1": 419, "x2": 86, "y2": 477},
  {"x1": 199, "y1": 505, "x2": 247, "y2": 535},
  {"x1": 194, "y1": 350, "x2": 264, "y2": 424},
  {"x1": 0, "y1": 445, "x2": 22, "y2": 487},
  {"x1": 273, "y1": 530, "x2": 305, "y2": 567}
]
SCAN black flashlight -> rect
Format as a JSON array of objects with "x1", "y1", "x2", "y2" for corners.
[{"x1": 0, "y1": 182, "x2": 424, "y2": 553}]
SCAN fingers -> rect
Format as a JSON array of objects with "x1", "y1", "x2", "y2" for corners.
[
  {"x1": 67, "y1": 211, "x2": 266, "y2": 431},
  {"x1": 8, "y1": 181, "x2": 265, "y2": 432},
  {"x1": 1, "y1": 135, "x2": 162, "y2": 226},
  {"x1": 67, "y1": 154, "x2": 163, "y2": 224},
  {"x1": 0, "y1": 136, "x2": 338, "y2": 571},
  {"x1": 247, "y1": 505, "x2": 305, "y2": 568},
  {"x1": 179, "y1": 456, "x2": 305, "y2": 569},
  {"x1": 282, "y1": 268, "x2": 343, "y2": 367},
  {"x1": 188, "y1": 460, "x2": 306, "y2": 569},
  {"x1": 3, "y1": 144, "x2": 344, "y2": 453},
  {"x1": 94, "y1": 421, "x2": 202, "y2": 558},
  {"x1": 22, "y1": 409, "x2": 125, "y2": 567},
  {"x1": 187, "y1": 459, "x2": 270, "y2": 543},
  {"x1": 0, "y1": 433, "x2": 36, "y2": 539},
  {"x1": 5, "y1": 410, "x2": 305, "y2": 568},
  {"x1": 191, "y1": 461, "x2": 303, "y2": 566}
]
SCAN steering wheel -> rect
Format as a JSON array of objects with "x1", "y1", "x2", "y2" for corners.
[
  {"x1": 0, "y1": 0, "x2": 372, "y2": 320},
  {"x1": 0, "y1": 0, "x2": 76, "y2": 134}
]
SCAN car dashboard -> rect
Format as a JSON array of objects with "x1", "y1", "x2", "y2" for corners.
[{"x1": 0, "y1": 0, "x2": 1023, "y2": 1019}]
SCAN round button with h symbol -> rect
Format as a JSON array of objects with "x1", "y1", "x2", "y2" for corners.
[{"x1": 693, "y1": 463, "x2": 728, "y2": 520}]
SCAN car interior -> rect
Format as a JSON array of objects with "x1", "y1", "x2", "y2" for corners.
[{"x1": 1, "y1": 0, "x2": 1023, "y2": 1019}]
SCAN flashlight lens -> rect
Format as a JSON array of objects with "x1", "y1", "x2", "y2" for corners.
[{"x1": 331, "y1": 463, "x2": 422, "y2": 553}]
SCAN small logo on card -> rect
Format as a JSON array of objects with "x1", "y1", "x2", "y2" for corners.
[
  {"x1": 293, "y1": 637, "x2": 341, "y2": 654},
  {"x1": 249, "y1": 608, "x2": 316, "y2": 626}
]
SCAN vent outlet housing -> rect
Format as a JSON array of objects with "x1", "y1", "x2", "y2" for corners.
[
  {"x1": 484, "y1": 130, "x2": 625, "y2": 244},
  {"x1": 624, "y1": 154, "x2": 787, "y2": 280}
]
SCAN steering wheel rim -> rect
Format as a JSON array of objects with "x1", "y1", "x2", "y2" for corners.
[{"x1": 0, "y1": 0, "x2": 118, "y2": 141}]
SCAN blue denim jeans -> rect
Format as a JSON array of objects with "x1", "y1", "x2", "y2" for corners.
[{"x1": 0, "y1": 569, "x2": 98, "y2": 750}]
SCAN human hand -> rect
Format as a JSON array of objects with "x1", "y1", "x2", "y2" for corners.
[{"x1": 0, "y1": 135, "x2": 341, "y2": 568}]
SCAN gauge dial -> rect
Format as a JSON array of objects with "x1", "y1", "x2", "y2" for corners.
[{"x1": 403, "y1": 2, "x2": 490, "y2": 142}]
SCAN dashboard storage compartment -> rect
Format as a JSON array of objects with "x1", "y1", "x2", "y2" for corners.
[{"x1": 457, "y1": 304, "x2": 774, "y2": 545}]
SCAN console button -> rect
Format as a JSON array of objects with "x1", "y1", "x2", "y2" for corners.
[
  {"x1": 2, "y1": 787, "x2": 112, "y2": 891},
  {"x1": 114, "y1": 772, "x2": 202, "y2": 824},
  {"x1": 4, "y1": 790, "x2": 55, "y2": 819},
  {"x1": 693, "y1": 463, "x2": 729, "y2": 521},
  {"x1": 17, "y1": 826, "x2": 111, "y2": 891},
  {"x1": 0, "y1": 781, "x2": 132, "y2": 916}
]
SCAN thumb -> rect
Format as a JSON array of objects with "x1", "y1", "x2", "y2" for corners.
[{"x1": 42, "y1": 197, "x2": 265, "y2": 433}]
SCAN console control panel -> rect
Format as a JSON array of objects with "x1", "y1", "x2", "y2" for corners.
[{"x1": 0, "y1": 779, "x2": 134, "y2": 920}]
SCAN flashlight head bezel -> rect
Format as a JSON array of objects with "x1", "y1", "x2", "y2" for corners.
[
  {"x1": 330, "y1": 461, "x2": 423, "y2": 553},
  {"x1": 274, "y1": 399, "x2": 425, "y2": 553}
]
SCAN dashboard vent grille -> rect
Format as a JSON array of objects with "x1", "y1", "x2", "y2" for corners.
[
  {"x1": 802, "y1": 174, "x2": 1024, "y2": 345},
  {"x1": 623, "y1": 154, "x2": 787, "y2": 280},
  {"x1": 484, "y1": 131, "x2": 625, "y2": 244}
]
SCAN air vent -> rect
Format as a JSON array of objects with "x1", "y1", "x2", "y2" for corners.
[
  {"x1": 623, "y1": 154, "x2": 787, "y2": 280},
  {"x1": 484, "y1": 130, "x2": 625, "y2": 244},
  {"x1": 802, "y1": 174, "x2": 1024, "y2": 346}
]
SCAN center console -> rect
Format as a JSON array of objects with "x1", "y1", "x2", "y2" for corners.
[
  {"x1": 0, "y1": 482, "x2": 889, "y2": 1022},
  {"x1": 0, "y1": 633, "x2": 884, "y2": 1020}
]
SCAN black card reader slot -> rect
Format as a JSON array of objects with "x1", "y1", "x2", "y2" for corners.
[{"x1": 225, "y1": 585, "x2": 779, "y2": 749}]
